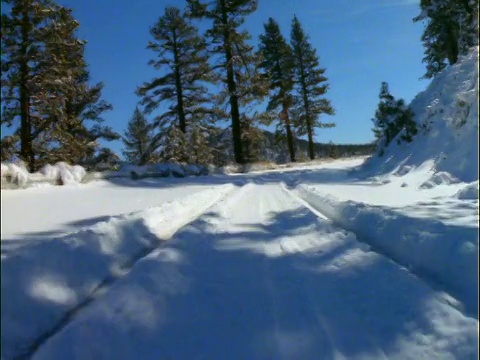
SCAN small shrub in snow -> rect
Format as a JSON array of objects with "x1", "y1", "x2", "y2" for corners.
[
  {"x1": 72, "y1": 165, "x2": 87, "y2": 183},
  {"x1": 5, "y1": 163, "x2": 29, "y2": 187},
  {"x1": 38, "y1": 162, "x2": 87, "y2": 186}
]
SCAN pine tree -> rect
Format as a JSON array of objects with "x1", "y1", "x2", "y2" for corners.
[
  {"x1": 161, "y1": 126, "x2": 189, "y2": 163},
  {"x1": 290, "y1": 15, "x2": 335, "y2": 160},
  {"x1": 414, "y1": 0, "x2": 478, "y2": 78},
  {"x1": 1, "y1": 1, "x2": 118, "y2": 170},
  {"x1": 1, "y1": 0, "x2": 69, "y2": 170},
  {"x1": 189, "y1": 126, "x2": 214, "y2": 165},
  {"x1": 30, "y1": 7, "x2": 118, "y2": 170},
  {"x1": 137, "y1": 6, "x2": 215, "y2": 163},
  {"x1": 372, "y1": 82, "x2": 417, "y2": 156},
  {"x1": 259, "y1": 17, "x2": 296, "y2": 162},
  {"x1": 123, "y1": 107, "x2": 154, "y2": 164},
  {"x1": 186, "y1": 0, "x2": 261, "y2": 164}
]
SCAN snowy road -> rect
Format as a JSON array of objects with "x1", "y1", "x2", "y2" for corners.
[{"x1": 29, "y1": 183, "x2": 477, "y2": 360}]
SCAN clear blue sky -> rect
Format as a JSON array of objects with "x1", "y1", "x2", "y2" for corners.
[{"x1": 3, "y1": 0, "x2": 430, "y2": 156}]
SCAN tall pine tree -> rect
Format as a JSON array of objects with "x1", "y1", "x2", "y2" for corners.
[
  {"x1": 259, "y1": 17, "x2": 296, "y2": 162},
  {"x1": 137, "y1": 6, "x2": 215, "y2": 164},
  {"x1": 290, "y1": 15, "x2": 335, "y2": 160},
  {"x1": 2, "y1": 0, "x2": 68, "y2": 170},
  {"x1": 187, "y1": 0, "x2": 261, "y2": 164},
  {"x1": 1, "y1": 1, "x2": 117, "y2": 170},
  {"x1": 414, "y1": 0, "x2": 478, "y2": 78}
]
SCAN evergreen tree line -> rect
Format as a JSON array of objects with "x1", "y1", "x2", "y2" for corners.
[
  {"x1": 1, "y1": 0, "x2": 120, "y2": 172},
  {"x1": 370, "y1": 0, "x2": 477, "y2": 155},
  {"x1": 123, "y1": 1, "x2": 335, "y2": 165}
]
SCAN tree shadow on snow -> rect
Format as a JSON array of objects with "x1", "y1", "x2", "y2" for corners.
[{"x1": 31, "y1": 206, "x2": 477, "y2": 359}]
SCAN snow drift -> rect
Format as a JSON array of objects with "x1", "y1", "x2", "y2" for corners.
[
  {"x1": 1, "y1": 162, "x2": 87, "y2": 188},
  {"x1": 362, "y1": 46, "x2": 479, "y2": 183}
]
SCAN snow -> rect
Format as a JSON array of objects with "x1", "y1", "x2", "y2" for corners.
[
  {"x1": 1, "y1": 48, "x2": 478, "y2": 360},
  {"x1": 0, "y1": 179, "x2": 226, "y2": 243},
  {"x1": 30, "y1": 184, "x2": 478, "y2": 360},
  {"x1": 295, "y1": 184, "x2": 478, "y2": 316},
  {"x1": 1, "y1": 185, "x2": 235, "y2": 359}
]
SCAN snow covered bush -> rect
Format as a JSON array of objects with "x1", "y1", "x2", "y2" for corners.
[
  {"x1": 39, "y1": 162, "x2": 87, "y2": 185},
  {"x1": 2, "y1": 163, "x2": 29, "y2": 187},
  {"x1": 1, "y1": 162, "x2": 88, "y2": 189}
]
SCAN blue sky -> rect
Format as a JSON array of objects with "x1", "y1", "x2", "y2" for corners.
[{"x1": 3, "y1": 0, "x2": 429, "y2": 156}]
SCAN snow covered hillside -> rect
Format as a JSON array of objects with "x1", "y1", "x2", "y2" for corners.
[
  {"x1": 364, "y1": 46, "x2": 479, "y2": 183},
  {"x1": 1, "y1": 48, "x2": 478, "y2": 360}
]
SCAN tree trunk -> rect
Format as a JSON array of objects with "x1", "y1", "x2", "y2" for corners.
[
  {"x1": 443, "y1": 19, "x2": 459, "y2": 65},
  {"x1": 172, "y1": 30, "x2": 187, "y2": 134},
  {"x1": 220, "y1": 0, "x2": 243, "y2": 164},
  {"x1": 20, "y1": 9, "x2": 34, "y2": 171},
  {"x1": 297, "y1": 51, "x2": 315, "y2": 160},
  {"x1": 306, "y1": 122, "x2": 315, "y2": 160},
  {"x1": 302, "y1": 86, "x2": 315, "y2": 160},
  {"x1": 282, "y1": 103, "x2": 296, "y2": 162},
  {"x1": 446, "y1": 28, "x2": 459, "y2": 65}
]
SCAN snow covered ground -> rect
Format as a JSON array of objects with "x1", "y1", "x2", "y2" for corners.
[
  {"x1": 1, "y1": 157, "x2": 478, "y2": 359},
  {"x1": 1, "y1": 47, "x2": 478, "y2": 360}
]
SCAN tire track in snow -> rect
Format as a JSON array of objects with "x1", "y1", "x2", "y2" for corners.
[
  {"x1": 277, "y1": 183, "x2": 474, "y2": 358},
  {"x1": 16, "y1": 184, "x2": 240, "y2": 360},
  {"x1": 283, "y1": 183, "x2": 470, "y2": 316}
]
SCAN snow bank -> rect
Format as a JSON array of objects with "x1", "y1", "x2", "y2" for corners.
[
  {"x1": 0, "y1": 184, "x2": 234, "y2": 360},
  {"x1": 363, "y1": 47, "x2": 479, "y2": 183},
  {"x1": 455, "y1": 181, "x2": 479, "y2": 200},
  {"x1": 1, "y1": 162, "x2": 87, "y2": 189},
  {"x1": 296, "y1": 185, "x2": 478, "y2": 316}
]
